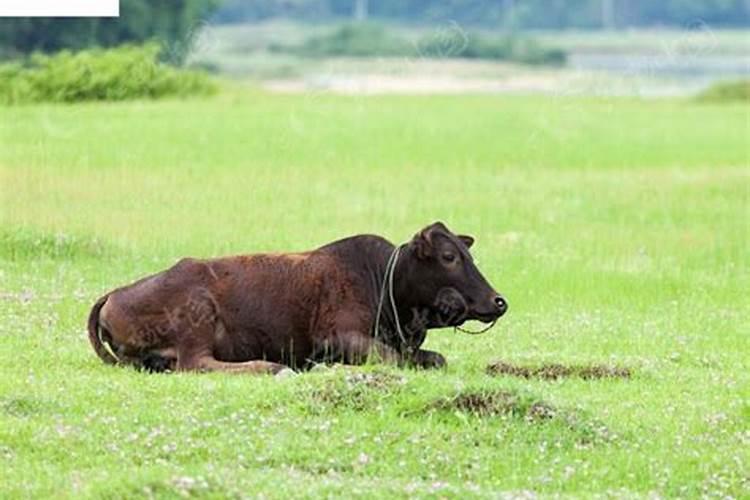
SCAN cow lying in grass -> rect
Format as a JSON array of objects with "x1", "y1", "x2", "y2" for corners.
[{"x1": 88, "y1": 222, "x2": 507, "y2": 374}]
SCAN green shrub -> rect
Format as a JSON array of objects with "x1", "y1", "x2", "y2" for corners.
[
  {"x1": 508, "y1": 39, "x2": 567, "y2": 66},
  {"x1": 696, "y1": 80, "x2": 750, "y2": 103},
  {"x1": 271, "y1": 23, "x2": 412, "y2": 58},
  {"x1": 273, "y1": 23, "x2": 566, "y2": 66},
  {"x1": 417, "y1": 31, "x2": 566, "y2": 66},
  {"x1": 0, "y1": 44, "x2": 217, "y2": 104}
]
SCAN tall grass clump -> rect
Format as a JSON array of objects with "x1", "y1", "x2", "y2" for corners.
[
  {"x1": 0, "y1": 43, "x2": 217, "y2": 104},
  {"x1": 0, "y1": 227, "x2": 110, "y2": 260}
]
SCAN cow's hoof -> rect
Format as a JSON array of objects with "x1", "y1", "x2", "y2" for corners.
[
  {"x1": 413, "y1": 350, "x2": 447, "y2": 369},
  {"x1": 275, "y1": 368, "x2": 298, "y2": 379}
]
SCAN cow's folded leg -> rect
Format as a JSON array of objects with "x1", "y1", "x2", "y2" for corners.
[
  {"x1": 410, "y1": 349, "x2": 447, "y2": 369},
  {"x1": 197, "y1": 357, "x2": 290, "y2": 375},
  {"x1": 177, "y1": 351, "x2": 290, "y2": 375},
  {"x1": 172, "y1": 318, "x2": 291, "y2": 375}
]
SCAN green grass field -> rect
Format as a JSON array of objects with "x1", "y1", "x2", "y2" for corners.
[{"x1": 0, "y1": 91, "x2": 748, "y2": 498}]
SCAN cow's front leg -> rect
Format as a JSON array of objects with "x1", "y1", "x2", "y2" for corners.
[
  {"x1": 323, "y1": 331, "x2": 405, "y2": 366},
  {"x1": 411, "y1": 349, "x2": 447, "y2": 369}
]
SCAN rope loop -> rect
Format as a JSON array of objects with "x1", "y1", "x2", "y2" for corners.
[{"x1": 454, "y1": 318, "x2": 497, "y2": 335}]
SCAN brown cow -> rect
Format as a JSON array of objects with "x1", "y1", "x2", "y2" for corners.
[{"x1": 87, "y1": 222, "x2": 507, "y2": 374}]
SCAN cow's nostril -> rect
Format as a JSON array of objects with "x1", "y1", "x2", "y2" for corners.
[{"x1": 494, "y1": 296, "x2": 508, "y2": 314}]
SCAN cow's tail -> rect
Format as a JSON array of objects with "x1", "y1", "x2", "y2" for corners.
[{"x1": 87, "y1": 294, "x2": 119, "y2": 365}]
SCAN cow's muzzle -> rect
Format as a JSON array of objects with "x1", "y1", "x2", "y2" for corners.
[{"x1": 470, "y1": 294, "x2": 508, "y2": 323}]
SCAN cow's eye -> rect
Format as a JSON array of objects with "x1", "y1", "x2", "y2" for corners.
[{"x1": 442, "y1": 252, "x2": 456, "y2": 263}]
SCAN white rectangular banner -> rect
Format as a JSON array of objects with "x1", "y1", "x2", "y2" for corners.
[{"x1": 0, "y1": 0, "x2": 119, "y2": 17}]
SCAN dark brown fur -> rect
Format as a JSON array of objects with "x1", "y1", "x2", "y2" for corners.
[{"x1": 88, "y1": 222, "x2": 507, "y2": 374}]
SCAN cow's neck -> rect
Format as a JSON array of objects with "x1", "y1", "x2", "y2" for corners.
[
  {"x1": 370, "y1": 243, "x2": 428, "y2": 352},
  {"x1": 325, "y1": 235, "x2": 427, "y2": 352}
]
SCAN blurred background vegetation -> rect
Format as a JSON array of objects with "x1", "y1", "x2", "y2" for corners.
[
  {"x1": 0, "y1": 1, "x2": 219, "y2": 61},
  {"x1": 1, "y1": 0, "x2": 747, "y2": 58},
  {"x1": 0, "y1": 0, "x2": 747, "y2": 102}
]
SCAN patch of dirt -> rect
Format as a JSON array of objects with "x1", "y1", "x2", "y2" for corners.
[
  {"x1": 433, "y1": 390, "x2": 556, "y2": 421},
  {"x1": 307, "y1": 368, "x2": 407, "y2": 411},
  {"x1": 487, "y1": 361, "x2": 632, "y2": 380},
  {"x1": 430, "y1": 389, "x2": 613, "y2": 444},
  {"x1": 340, "y1": 370, "x2": 406, "y2": 390}
]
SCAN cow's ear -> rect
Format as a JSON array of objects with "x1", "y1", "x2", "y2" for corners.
[
  {"x1": 458, "y1": 235, "x2": 475, "y2": 248},
  {"x1": 412, "y1": 222, "x2": 450, "y2": 259},
  {"x1": 412, "y1": 226, "x2": 437, "y2": 259}
]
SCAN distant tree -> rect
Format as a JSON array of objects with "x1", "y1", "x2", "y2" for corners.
[{"x1": 0, "y1": 0, "x2": 219, "y2": 63}]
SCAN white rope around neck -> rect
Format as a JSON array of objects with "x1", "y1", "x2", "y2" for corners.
[{"x1": 373, "y1": 245, "x2": 410, "y2": 350}]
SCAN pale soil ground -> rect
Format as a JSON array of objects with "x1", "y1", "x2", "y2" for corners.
[{"x1": 262, "y1": 65, "x2": 715, "y2": 96}]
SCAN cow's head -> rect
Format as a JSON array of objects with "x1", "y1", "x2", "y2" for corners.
[{"x1": 403, "y1": 222, "x2": 507, "y2": 328}]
